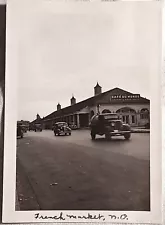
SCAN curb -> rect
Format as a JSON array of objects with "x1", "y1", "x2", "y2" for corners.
[
  {"x1": 77, "y1": 128, "x2": 150, "y2": 133},
  {"x1": 131, "y1": 130, "x2": 150, "y2": 133}
]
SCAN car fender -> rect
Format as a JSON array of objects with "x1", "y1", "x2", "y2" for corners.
[{"x1": 122, "y1": 124, "x2": 131, "y2": 131}]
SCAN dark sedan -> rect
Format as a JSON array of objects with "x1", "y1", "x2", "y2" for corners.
[
  {"x1": 53, "y1": 122, "x2": 71, "y2": 136},
  {"x1": 90, "y1": 113, "x2": 131, "y2": 140}
]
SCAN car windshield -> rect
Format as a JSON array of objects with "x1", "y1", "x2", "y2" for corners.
[
  {"x1": 103, "y1": 114, "x2": 119, "y2": 120},
  {"x1": 56, "y1": 123, "x2": 67, "y2": 127}
]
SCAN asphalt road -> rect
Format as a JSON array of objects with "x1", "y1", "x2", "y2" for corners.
[{"x1": 16, "y1": 130, "x2": 150, "y2": 211}]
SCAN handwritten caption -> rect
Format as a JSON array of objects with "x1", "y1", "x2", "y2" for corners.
[{"x1": 34, "y1": 212, "x2": 129, "y2": 222}]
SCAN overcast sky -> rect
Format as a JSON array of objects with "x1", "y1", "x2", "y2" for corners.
[{"x1": 10, "y1": 1, "x2": 161, "y2": 121}]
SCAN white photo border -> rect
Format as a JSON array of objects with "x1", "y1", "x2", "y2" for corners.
[{"x1": 2, "y1": 0, "x2": 163, "y2": 223}]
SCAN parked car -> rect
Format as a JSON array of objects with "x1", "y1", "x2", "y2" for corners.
[
  {"x1": 90, "y1": 113, "x2": 131, "y2": 140},
  {"x1": 17, "y1": 125, "x2": 24, "y2": 138},
  {"x1": 53, "y1": 122, "x2": 71, "y2": 136},
  {"x1": 69, "y1": 123, "x2": 78, "y2": 130}
]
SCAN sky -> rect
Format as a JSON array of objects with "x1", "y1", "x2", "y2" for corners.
[
  {"x1": 0, "y1": 0, "x2": 6, "y2": 4},
  {"x1": 9, "y1": 1, "x2": 161, "y2": 122}
]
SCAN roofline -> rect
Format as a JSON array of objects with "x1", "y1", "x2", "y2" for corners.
[
  {"x1": 42, "y1": 87, "x2": 150, "y2": 120},
  {"x1": 97, "y1": 101, "x2": 150, "y2": 105}
]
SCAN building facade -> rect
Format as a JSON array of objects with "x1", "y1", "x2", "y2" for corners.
[
  {"x1": 30, "y1": 114, "x2": 43, "y2": 128},
  {"x1": 39, "y1": 84, "x2": 150, "y2": 129}
]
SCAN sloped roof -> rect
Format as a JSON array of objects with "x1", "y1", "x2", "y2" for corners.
[
  {"x1": 30, "y1": 118, "x2": 42, "y2": 124},
  {"x1": 43, "y1": 95, "x2": 97, "y2": 121},
  {"x1": 42, "y1": 87, "x2": 149, "y2": 121}
]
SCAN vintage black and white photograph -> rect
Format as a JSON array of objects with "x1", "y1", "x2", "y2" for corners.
[{"x1": 2, "y1": 0, "x2": 162, "y2": 223}]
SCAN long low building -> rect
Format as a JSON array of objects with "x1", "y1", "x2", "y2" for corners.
[{"x1": 39, "y1": 83, "x2": 150, "y2": 129}]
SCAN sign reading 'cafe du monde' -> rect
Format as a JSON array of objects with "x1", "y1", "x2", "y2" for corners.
[{"x1": 110, "y1": 94, "x2": 141, "y2": 101}]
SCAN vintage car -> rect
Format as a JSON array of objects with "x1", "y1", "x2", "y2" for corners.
[
  {"x1": 69, "y1": 123, "x2": 78, "y2": 130},
  {"x1": 34, "y1": 123, "x2": 42, "y2": 132},
  {"x1": 90, "y1": 113, "x2": 131, "y2": 140},
  {"x1": 17, "y1": 125, "x2": 24, "y2": 138},
  {"x1": 53, "y1": 122, "x2": 71, "y2": 136},
  {"x1": 29, "y1": 125, "x2": 33, "y2": 131}
]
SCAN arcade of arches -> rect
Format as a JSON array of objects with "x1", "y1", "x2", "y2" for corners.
[
  {"x1": 42, "y1": 106, "x2": 149, "y2": 129},
  {"x1": 39, "y1": 84, "x2": 150, "y2": 129},
  {"x1": 101, "y1": 107, "x2": 149, "y2": 126},
  {"x1": 43, "y1": 107, "x2": 149, "y2": 129}
]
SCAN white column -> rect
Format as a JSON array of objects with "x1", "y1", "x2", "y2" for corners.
[
  {"x1": 129, "y1": 114, "x2": 132, "y2": 125},
  {"x1": 137, "y1": 113, "x2": 141, "y2": 126},
  {"x1": 73, "y1": 114, "x2": 75, "y2": 124},
  {"x1": 77, "y1": 114, "x2": 80, "y2": 128}
]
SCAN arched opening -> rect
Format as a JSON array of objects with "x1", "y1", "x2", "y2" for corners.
[
  {"x1": 90, "y1": 110, "x2": 95, "y2": 118},
  {"x1": 140, "y1": 108, "x2": 149, "y2": 119},
  {"x1": 116, "y1": 107, "x2": 137, "y2": 125},
  {"x1": 102, "y1": 109, "x2": 111, "y2": 114},
  {"x1": 116, "y1": 107, "x2": 136, "y2": 114}
]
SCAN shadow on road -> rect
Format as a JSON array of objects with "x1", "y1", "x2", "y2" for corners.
[{"x1": 91, "y1": 137, "x2": 130, "y2": 142}]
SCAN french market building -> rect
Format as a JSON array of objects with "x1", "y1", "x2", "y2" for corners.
[{"x1": 41, "y1": 83, "x2": 150, "y2": 129}]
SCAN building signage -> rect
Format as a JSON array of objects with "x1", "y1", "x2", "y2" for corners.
[{"x1": 110, "y1": 94, "x2": 140, "y2": 101}]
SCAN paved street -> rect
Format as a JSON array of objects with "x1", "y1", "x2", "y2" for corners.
[{"x1": 16, "y1": 130, "x2": 150, "y2": 211}]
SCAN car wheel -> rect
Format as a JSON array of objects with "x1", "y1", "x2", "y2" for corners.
[
  {"x1": 91, "y1": 131, "x2": 96, "y2": 140},
  {"x1": 124, "y1": 133, "x2": 131, "y2": 140},
  {"x1": 69, "y1": 133, "x2": 71, "y2": 136}
]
